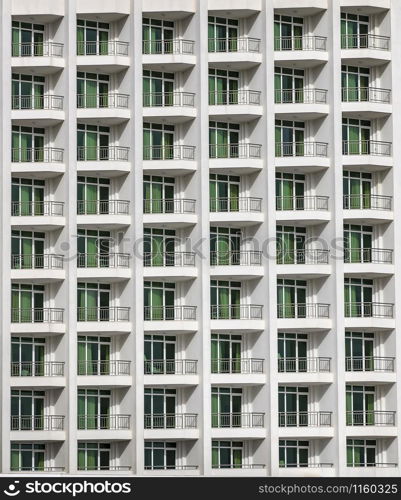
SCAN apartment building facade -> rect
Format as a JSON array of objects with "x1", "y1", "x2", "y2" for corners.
[{"x1": 0, "y1": 0, "x2": 400, "y2": 477}]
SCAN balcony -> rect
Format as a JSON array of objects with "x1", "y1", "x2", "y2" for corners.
[
  {"x1": 344, "y1": 248, "x2": 393, "y2": 265},
  {"x1": 211, "y1": 304, "x2": 262, "y2": 320},
  {"x1": 210, "y1": 197, "x2": 263, "y2": 226},
  {"x1": 346, "y1": 411, "x2": 396, "y2": 426},
  {"x1": 78, "y1": 360, "x2": 131, "y2": 376},
  {"x1": 144, "y1": 465, "x2": 199, "y2": 473},
  {"x1": 142, "y1": 39, "x2": 195, "y2": 72},
  {"x1": 77, "y1": 253, "x2": 131, "y2": 282},
  {"x1": 279, "y1": 411, "x2": 332, "y2": 427},
  {"x1": 78, "y1": 466, "x2": 131, "y2": 472},
  {"x1": 11, "y1": 201, "x2": 65, "y2": 232},
  {"x1": 144, "y1": 359, "x2": 198, "y2": 375},
  {"x1": 343, "y1": 194, "x2": 392, "y2": 211},
  {"x1": 211, "y1": 358, "x2": 264, "y2": 374},
  {"x1": 77, "y1": 93, "x2": 130, "y2": 125},
  {"x1": 78, "y1": 414, "x2": 130, "y2": 430},
  {"x1": 210, "y1": 251, "x2": 263, "y2": 280},
  {"x1": 209, "y1": 90, "x2": 262, "y2": 121},
  {"x1": 344, "y1": 302, "x2": 393, "y2": 318},
  {"x1": 144, "y1": 305, "x2": 197, "y2": 335},
  {"x1": 11, "y1": 415, "x2": 64, "y2": 431},
  {"x1": 275, "y1": 89, "x2": 329, "y2": 120},
  {"x1": 11, "y1": 147, "x2": 64, "y2": 173},
  {"x1": 276, "y1": 196, "x2": 330, "y2": 226},
  {"x1": 77, "y1": 307, "x2": 130, "y2": 322},
  {"x1": 274, "y1": 36, "x2": 328, "y2": 68},
  {"x1": 144, "y1": 145, "x2": 195, "y2": 161},
  {"x1": 346, "y1": 357, "x2": 395, "y2": 373},
  {"x1": 143, "y1": 252, "x2": 197, "y2": 281},
  {"x1": 277, "y1": 303, "x2": 331, "y2": 331},
  {"x1": 143, "y1": 199, "x2": 197, "y2": 229},
  {"x1": 209, "y1": 143, "x2": 263, "y2": 174},
  {"x1": 212, "y1": 412, "x2": 264, "y2": 428},
  {"x1": 11, "y1": 361, "x2": 65, "y2": 377},
  {"x1": 11, "y1": 466, "x2": 65, "y2": 473},
  {"x1": 212, "y1": 464, "x2": 265, "y2": 475},
  {"x1": 277, "y1": 249, "x2": 330, "y2": 279},
  {"x1": 11, "y1": 308, "x2": 63, "y2": 323},
  {"x1": 342, "y1": 87, "x2": 392, "y2": 119},
  {"x1": 343, "y1": 140, "x2": 391, "y2": 157},
  {"x1": 277, "y1": 250, "x2": 330, "y2": 266},
  {"x1": 11, "y1": 254, "x2": 63, "y2": 270},
  {"x1": 278, "y1": 357, "x2": 331, "y2": 373},
  {"x1": 77, "y1": 146, "x2": 129, "y2": 162},
  {"x1": 143, "y1": 92, "x2": 196, "y2": 123},
  {"x1": 77, "y1": 200, "x2": 130, "y2": 230},
  {"x1": 12, "y1": 95, "x2": 64, "y2": 126},
  {"x1": 275, "y1": 142, "x2": 329, "y2": 170},
  {"x1": 341, "y1": 35, "x2": 391, "y2": 66},
  {"x1": 11, "y1": 42, "x2": 64, "y2": 74},
  {"x1": 144, "y1": 413, "x2": 197, "y2": 429},
  {"x1": 208, "y1": 38, "x2": 262, "y2": 70},
  {"x1": 76, "y1": 42, "x2": 129, "y2": 72}
]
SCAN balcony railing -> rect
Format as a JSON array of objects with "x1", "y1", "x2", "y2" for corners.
[
  {"x1": 209, "y1": 90, "x2": 261, "y2": 106},
  {"x1": 144, "y1": 306, "x2": 197, "y2": 321},
  {"x1": 276, "y1": 195, "x2": 329, "y2": 211},
  {"x1": 11, "y1": 415, "x2": 64, "y2": 431},
  {"x1": 211, "y1": 304, "x2": 263, "y2": 320},
  {"x1": 275, "y1": 89, "x2": 328, "y2": 104},
  {"x1": 211, "y1": 358, "x2": 264, "y2": 374},
  {"x1": 143, "y1": 198, "x2": 196, "y2": 214},
  {"x1": 342, "y1": 87, "x2": 391, "y2": 103},
  {"x1": 275, "y1": 36, "x2": 327, "y2": 51},
  {"x1": 144, "y1": 252, "x2": 195, "y2": 267},
  {"x1": 143, "y1": 145, "x2": 195, "y2": 160},
  {"x1": 212, "y1": 413, "x2": 264, "y2": 428},
  {"x1": 278, "y1": 357, "x2": 331, "y2": 373},
  {"x1": 344, "y1": 248, "x2": 393, "y2": 264},
  {"x1": 11, "y1": 254, "x2": 64, "y2": 270},
  {"x1": 277, "y1": 303, "x2": 330, "y2": 319},
  {"x1": 144, "y1": 359, "x2": 198, "y2": 375},
  {"x1": 277, "y1": 249, "x2": 330, "y2": 265},
  {"x1": 12, "y1": 95, "x2": 64, "y2": 110},
  {"x1": 78, "y1": 465, "x2": 131, "y2": 472},
  {"x1": 11, "y1": 308, "x2": 64, "y2": 323},
  {"x1": 11, "y1": 201, "x2": 64, "y2": 217},
  {"x1": 210, "y1": 197, "x2": 262, "y2": 213},
  {"x1": 77, "y1": 41, "x2": 129, "y2": 56},
  {"x1": 208, "y1": 37, "x2": 261, "y2": 53},
  {"x1": 11, "y1": 466, "x2": 65, "y2": 472},
  {"x1": 278, "y1": 411, "x2": 332, "y2": 427},
  {"x1": 210, "y1": 251, "x2": 262, "y2": 266},
  {"x1": 12, "y1": 42, "x2": 64, "y2": 57},
  {"x1": 212, "y1": 464, "x2": 265, "y2": 470},
  {"x1": 144, "y1": 413, "x2": 198, "y2": 429},
  {"x1": 12, "y1": 147, "x2": 64, "y2": 163},
  {"x1": 342, "y1": 140, "x2": 392, "y2": 156},
  {"x1": 78, "y1": 360, "x2": 131, "y2": 376},
  {"x1": 345, "y1": 356, "x2": 395, "y2": 372},
  {"x1": 77, "y1": 199, "x2": 129, "y2": 215},
  {"x1": 142, "y1": 39, "x2": 195, "y2": 55},
  {"x1": 11, "y1": 361, "x2": 65, "y2": 377},
  {"x1": 144, "y1": 465, "x2": 199, "y2": 471},
  {"x1": 346, "y1": 411, "x2": 396, "y2": 426},
  {"x1": 77, "y1": 253, "x2": 130, "y2": 268},
  {"x1": 280, "y1": 462, "x2": 333, "y2": 468},
  {"x1": 77, "y1": 307, "x2": 130, "y2": 322},
  {"x1": 344, "y1": 302, "x2": 394, "y2": 318},
  {"x1": 343, "y1": 194, "x2": 392, "y2": 211},
  {"x1": 348, "y1": 462, "x2": 398, "y2": 468},
  {"x1": 275, "y1": 142, "x2": 328, "y2": 157},
  {"x1": 77, "y1": 93, "x2": 129, "y2": 108},
  {"x1": 78, "y1": 414, "x2": 130, "y2": 430},
  {"x1": 77, "y1": 146, "x2": 129, "y2": 161},
  {"x1": 143, "y1": 92, "x2": 195, "y2": 107},
  {"x1": 341, "y1": 34, "x2": 390, "y2": 51},
  {"x1": 209, "y1": 143, "x2": 262, "y2": 159}
]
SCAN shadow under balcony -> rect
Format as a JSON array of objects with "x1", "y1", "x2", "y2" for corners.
[
  {"x1": 143, "y1": 252, "x2": 197, "y2": 281},
  {"x1": 275, "y1": 142, "x2": 329, "y2": 170},
  {"x1": 143, "y1": 92, "x2": 196, "y2": 123},
  {"x1": 275, "y1": 88, "x2": 329, "y2": 120}
]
